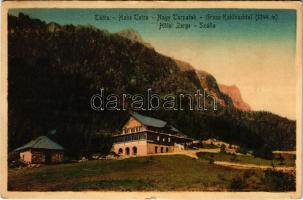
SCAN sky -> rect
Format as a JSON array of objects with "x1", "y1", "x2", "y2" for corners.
[{"x1": 9, "y1": 8, "x2": 297, "y2": 119}]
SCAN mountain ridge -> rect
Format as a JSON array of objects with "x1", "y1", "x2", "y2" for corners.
[
  {"x1": 7, "y1": 13, "x2": 295, "y2": 157},
  {"x1": 117, "y1": 29, "x2": 249, "y2": 111}
]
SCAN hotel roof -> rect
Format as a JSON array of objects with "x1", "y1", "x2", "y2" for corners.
[
  {"x1": 130, "y1": 112, "x2": 189, "y2": 138},
  {"x1": 131, "y1": 112, "x2": 167, "y2": 128}
]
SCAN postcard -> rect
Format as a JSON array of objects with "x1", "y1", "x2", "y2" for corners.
[{"x1": 1, "y1": 1, "x2": 302, "y2": 199}]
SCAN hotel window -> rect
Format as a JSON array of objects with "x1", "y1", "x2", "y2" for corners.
[{"x1": 157, "y1": 136, "x2": 160, "y2": 141}]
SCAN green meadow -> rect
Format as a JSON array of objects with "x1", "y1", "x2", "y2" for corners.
[
  {"x1": 196, "y1": 152, "x2": 295, "y2": 167},
  {"x1": 8, "y1": 155, "x2": 295, "y2": 191}
]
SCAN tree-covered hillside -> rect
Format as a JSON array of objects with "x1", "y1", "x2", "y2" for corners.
[{"x1": 8, "y1": 13, "x2": 295, "y2": 157}]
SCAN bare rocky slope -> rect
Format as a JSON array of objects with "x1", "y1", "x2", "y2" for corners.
[{"x1": 219, "y1": 84, "x2": 251, "y2": 111}]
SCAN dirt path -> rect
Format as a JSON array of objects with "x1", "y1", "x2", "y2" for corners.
[
  {"x1": 122, "y1": 149, "x2": 295, "y2": 174},
  {"x1": 272, "y1": 150, "x2": 296, "y2": 155},
  {"x1": 214, "y1": 161, "x2": 295, "y2": 173},
  {"x1": 140, "y1": 149, "x2": 295, "y2": 174}
]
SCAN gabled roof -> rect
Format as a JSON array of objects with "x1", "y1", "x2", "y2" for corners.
[
  {"x1": 15, "y1": 136, "x2": 64, "y2": 151},
  {"x1": 130, "y1": 112, "x2": 189, "y2": 138},
  {"x1": 131, "y1": 112, "x2": 167, "y2": 128}
]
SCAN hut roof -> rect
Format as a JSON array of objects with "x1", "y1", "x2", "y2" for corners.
[{"x1": 15, "y1": 136, "x2": 64, "y2": 151}]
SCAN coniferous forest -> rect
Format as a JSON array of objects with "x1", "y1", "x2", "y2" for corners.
[{"x1": 8, "y1": 13, "x2": 296, "y2": 158}]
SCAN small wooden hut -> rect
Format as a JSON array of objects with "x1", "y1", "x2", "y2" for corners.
[{"x1": 15, "y1": 136, "x2": 64, "y2": 164}]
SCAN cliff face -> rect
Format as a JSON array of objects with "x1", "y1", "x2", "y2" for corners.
[
  {"x1": 219, "y1": 84, "x2": 251, "y2": 111},
  {"x1": 174, "y1": 57, "x2": 250, "y2": 112},
  {"x1": 195, "y1": 70, "x2": 235, "y2": 109},
  {"x1": 116, "y1": 29, "x2": 235, "y2": 110}
]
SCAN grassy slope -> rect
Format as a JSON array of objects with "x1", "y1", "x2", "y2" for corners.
[
  {"x1": 197, "y1": 152, "x2": 296, "y2": 167},
  {"x1": 8, "y1": 155, "x2": 293, "y2": 191}
]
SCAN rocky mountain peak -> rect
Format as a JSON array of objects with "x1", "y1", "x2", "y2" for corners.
[
  {"x1": 116, "y1": 28, "x2": 153, "y2": 49},
  {"x1": 219, "y1": 84, "x2": 251, "y2": 111}
]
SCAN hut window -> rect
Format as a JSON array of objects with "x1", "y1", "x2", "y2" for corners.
[
  {"x1": 155, "y1": 146, "x2": 158, "y2": 153},
  {"x1": 163, "y1": 138, "x2": 166, "y2": 142},
  {"x1": 168, "y1": 137, "x2": 171, "y2": 142},
  {"x1": 157, "y1": 136, "x2": 160, "y2": 141}
]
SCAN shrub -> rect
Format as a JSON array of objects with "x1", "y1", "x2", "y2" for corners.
[
  {"x1": 275, "y1": 154, "x2": 286, "y2": 165},
  {"x1": 220, "y1": 144, "x2": 226, "y2": 153},
  {"x1": 253, "y1": 145, "x2": 274, "y2": 160},
  {"x1": 217, "y1": 174, "x2": 225, "y2": 181},
  {"x1": 8, "y1": 151, "x2": 27, "y2": 168},
  {"x1": 236, "y1": 147, "x2": 249, "y2": 155},
  {"x1": 263, "y1": 170, "x2": 295, "y2": 191},
  {"x1": 208, "y1": 158, "x2": 214, "y2": 164},
  {"x1": 229, "y1": 175, "x2": 246, "y2": 191},
  {"x1": 230, "y1": 154, "x2": 239, "y2": 162},
  {"x1": 243, "y1": 170, "x2": 255, "y2": 179}
]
